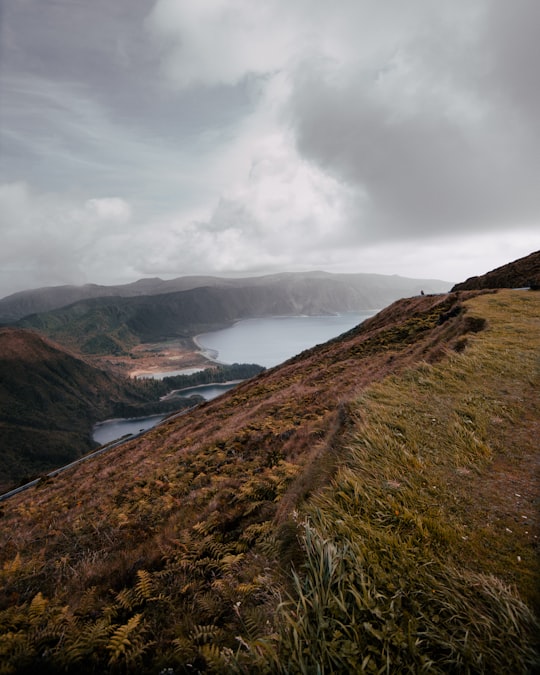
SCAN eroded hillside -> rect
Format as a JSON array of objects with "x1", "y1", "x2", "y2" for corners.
[{"x1": 0, "y1": 290, "x2": 538, "y2": 673}]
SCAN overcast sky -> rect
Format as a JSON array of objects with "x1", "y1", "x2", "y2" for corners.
[{"x1": 1, "y1": 0, "x2": 539, "y2": 297}]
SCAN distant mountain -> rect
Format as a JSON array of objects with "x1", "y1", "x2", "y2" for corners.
[
  {"x1": 9, "y1": 272, "x2": 450, "y2": 355},
  {"x1": 0, "y1": 328, "x2": 197, "y2": 490},
  {"x1": 0, "y1": 271, "x2": 451, "y2": 323},
  {"x1": 451, "y1": 250, "x2": 540, "y2": 291}
]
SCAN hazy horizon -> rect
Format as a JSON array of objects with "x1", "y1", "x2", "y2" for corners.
[
  {"x1": 2, "y1": 1, "x2": 539, "y2": 297},
  {"x1": 0, "y1": 266, "x2": 458, "y2": 301}
]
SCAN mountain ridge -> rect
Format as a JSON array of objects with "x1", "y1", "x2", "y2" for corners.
[
  {"x1": 451, "y1": 249, "x2": 540, "y2": 291},
  {"x1": 0, "y1": 271, "x2": 450, "y2": 323},
  {"x1": 11, "y1": 273, "x2": 451, "y2": 356}
]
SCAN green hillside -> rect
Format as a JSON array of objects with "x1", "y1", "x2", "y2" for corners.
[{"x1": 0, "y1": 290, "x2": 538, "y2": 673}]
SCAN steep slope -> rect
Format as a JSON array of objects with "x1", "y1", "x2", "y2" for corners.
[
  {"x1": 0, "y1": 288, "x2": 538, "y2": 673},
  {"x1": 0, "y1": 328, "x2": 196, "y2": 491},
  {"x1": 452, "y1": 249, "x2": 540, "y2": 291}
]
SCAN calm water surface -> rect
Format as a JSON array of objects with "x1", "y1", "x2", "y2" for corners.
[
  {"x1": 196, "y1": 311, "x2": 375, "y2": 368},
  {"x1": 92, "y1": 383, "x2": 238, "y2": 445},
  {"x1": 92, "y1": 414, "x2": 167, "y2": 446}
]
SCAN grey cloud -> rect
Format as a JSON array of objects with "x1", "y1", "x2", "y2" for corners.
[
  {"x1": 0, "y1": 0, "x2": 253, "y2": 200},
  {"x1": 484, "y1": 0, "x2": 540, "y2": 121},
  {"x1": 287, "y1": 4, "x2": 540, "y2": 241}
]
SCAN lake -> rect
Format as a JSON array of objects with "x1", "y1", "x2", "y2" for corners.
[
  {"x1": 196, "y1": 311, "x2": 376, "y2": 368},
  {"x1": 93, "y1": 311, "x2": 375, "y2": 444},
  {"x1": 92, "y1": 382, "x2": 239, "y2": 445},
  {"x1": 92, "y1": 413, "x2": 167, "y2": 446}
]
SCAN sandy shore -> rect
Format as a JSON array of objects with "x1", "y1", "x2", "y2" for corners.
[{"x1": 89, "y1": 338, "x2": 217, "y2": 378}]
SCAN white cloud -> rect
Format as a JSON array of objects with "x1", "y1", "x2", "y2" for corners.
[
  {"x1": 0, "y1": 184, "x2": 139, "y2": 295},
  {"x1": 84, "y1": 198, "x2": 132, "y2": 224},
  {"x1": 147, "y1": 0, "x2": 297, "y2": 86},
  {"x1": 146, "y1": 0, "x2": 540, "y2": 247}
]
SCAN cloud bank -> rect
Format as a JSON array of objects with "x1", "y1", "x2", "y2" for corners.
[{"x1": 1, "y1": 0, "x2": 539, "y2": 296}]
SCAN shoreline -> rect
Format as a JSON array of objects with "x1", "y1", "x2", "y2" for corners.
[
  {"x1": 128, "y1": 310, "x2": 376, "y2": 378},
  {"x1": 127, "y1": 337, "x2": 222, "y2": 379},
  {"x1": 192, "y1": 333, "x2": 226, "y2": 365},
  {"x1": 161, "y1": 379, "x2": 243, "y2": 400}
]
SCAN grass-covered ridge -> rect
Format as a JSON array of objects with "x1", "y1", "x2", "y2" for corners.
[
  {"x1": 0, "y1": 290, "x2": 538, "y2": 673},
  {"x1": 279, "y1": 290, "x2": 539, "y2": 673}
]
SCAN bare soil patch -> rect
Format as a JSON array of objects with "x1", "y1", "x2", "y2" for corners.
[{"x1": 89, "y1": 338, "x2": 213, "y2": 377}]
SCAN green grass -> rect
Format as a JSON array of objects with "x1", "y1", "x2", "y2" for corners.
[{"x1": 274, "y1": 291, "x2": 539, "y2": 673}]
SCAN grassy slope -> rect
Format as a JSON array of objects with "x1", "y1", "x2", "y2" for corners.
[
  {"x1": 280, "y1": 290, "x2": 539, "y2": 673},
  {"x1": 452, "y1": 249, "x2": 540, "y2": 291},
  {"x1": 0, "y1": 291, "x2": 538, "y2": 673}
]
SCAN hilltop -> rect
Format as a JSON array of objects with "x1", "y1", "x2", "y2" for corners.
[
  {"x1": 0, "y1": 281, "x2": 538, "y2": 673},
  {"x1": 452, "y1": 249, "x2": 540, "y2": 291}
]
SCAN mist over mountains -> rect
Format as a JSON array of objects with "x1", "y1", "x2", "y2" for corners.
[
  {"x1": 0, "y1": 271, "x2": 451, "y2": 355},
  {"x1": 0, "y1": 271, "x2": 450, "y2": 323}
]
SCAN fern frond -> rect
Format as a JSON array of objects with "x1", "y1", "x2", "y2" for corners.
[
  {"x1": 74, "y1": 586, "x2": 99, "y2": 618},
  {"x1": 115, "y1": 588, "x2": 136, "y2": 611},
  {"x1": 0, "y1": 605, "x2": 25, "y2": 632},
  {"x1": 106, "y1": 613, "x2": 143, "y2": 664},
  {"x1": 201, "y1": 538, "x2": 230, "y2": 560},
  {"x1": 236, "y1": 582, "x2": 258, "y2": 596},
  {"x1": 190, "y1": 624, "x2": 219, "y2": 645},
  {"x1": 60, "y1": 617, "x2": 113, "y2": 665},
  {"x1": 134, "y1": 569, "x2": 155, "y2": 603},
  {"x1": 173, "y1": 635, "x2": 196, "y2": 661},
  {"x1": 192, "y1": 519, "x2": 215, "y2": 536},
  {"x1": 2, "y1": 552, "x2": 22, "y2": 576},
  {"x1": 28, "y1": 592, "x2": 48, "y2": 624},
  {"x1": 243, "y1": 500, "x2": 269, "y2": 516},
  {"x1": 220, "y1": 553, "x2": 245, "y2": 572},
  {"x1": 200, "y1": 642, "x2": 231, "y2": 671}
]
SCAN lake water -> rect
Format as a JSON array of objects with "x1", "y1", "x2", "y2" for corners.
[
  {"x1": 196, "y1": 311, "x2": 376, "y2": 368},
  {"x1": 169, "y1": 382, "x2": 240, "y2": 399},
  {"x1": 92, "y1": 413, "x2": 167, "y2": 446},
  {"x1": 92, "y1": 382, "x2": 239, "y2": 445},
  {"x1": 93, "y1": 311, "x2": 375, "y2": 445}
]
